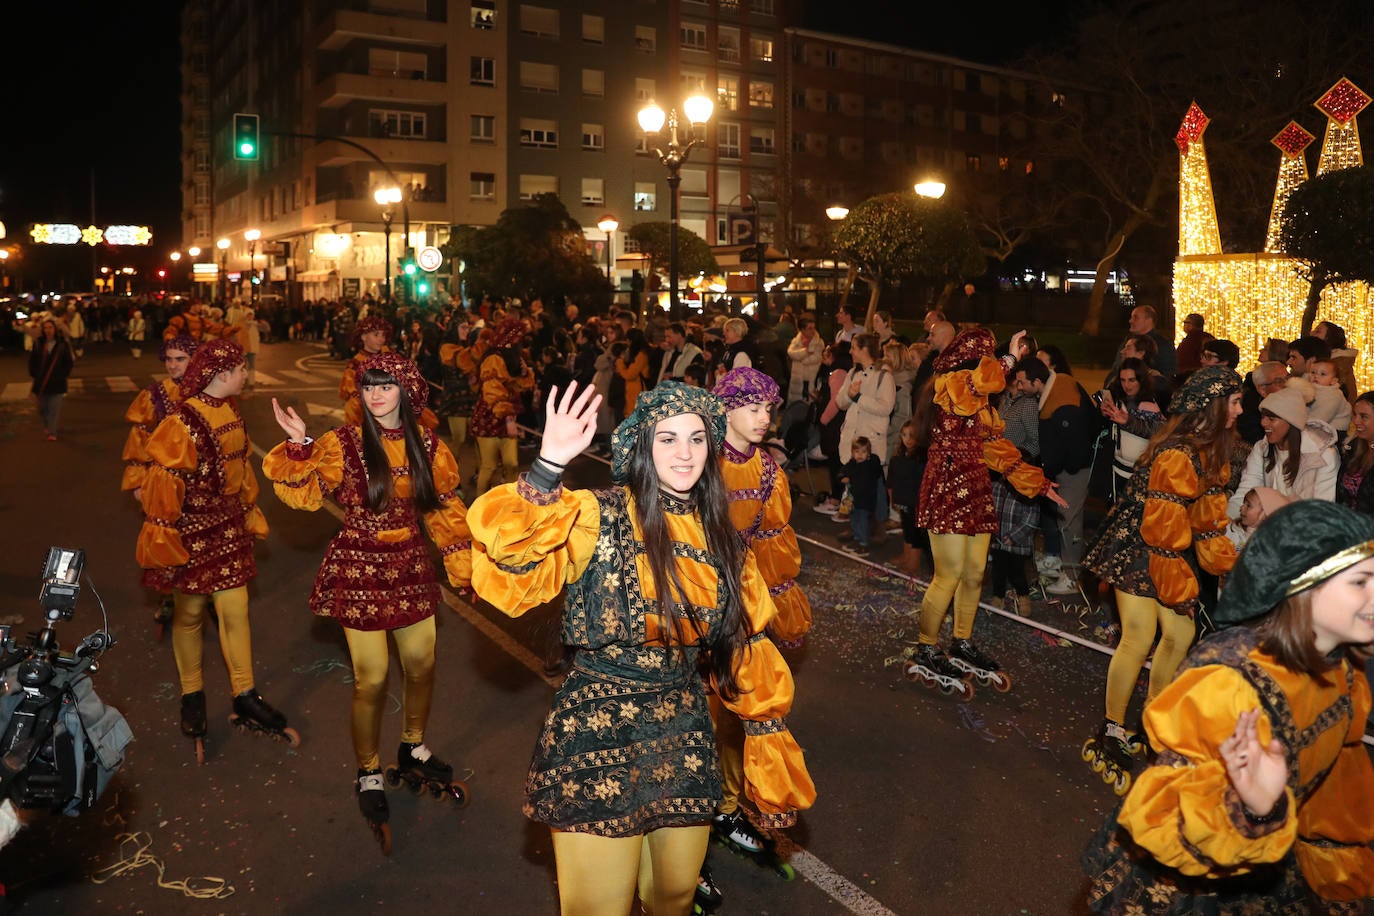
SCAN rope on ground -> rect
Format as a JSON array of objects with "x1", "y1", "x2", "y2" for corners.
[{"x1": 89, "y1": 831, "x2": 235, "y2": 900}]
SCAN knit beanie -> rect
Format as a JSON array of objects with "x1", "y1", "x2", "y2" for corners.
[{"x1": 1259, "y1": 385, "x2": 1308, "y2": 429}]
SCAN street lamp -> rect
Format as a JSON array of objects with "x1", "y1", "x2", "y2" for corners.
[
  {"x1": 914, "y1": 179, "x2": 947, "y2": 200},
  {"x1": 374, "y1": 186, "x2": 402, "y2": 301},
  {"x1": 826, "y1": 205, "x2": 850, "y2": 306},
  {"x1": 638, "y1": 94, "x2": 713, "y2": 319},
  {"x1": 244, "y1": 229, "x2": 261, "y2": 303},
  {"x1": 596, "y1": 214, "x2": 619, "y2": 294},
  {"x1": 217, "y1": 237, "x2": 231, "y2": 303}
]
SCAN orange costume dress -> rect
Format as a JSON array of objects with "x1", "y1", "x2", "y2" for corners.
[
  {"x1": 468, "y1": 479, "x2": 815, "y2": 835},
  {"x1": 121, "y1": 377, "x2": 182, "y2": 493},
  {"x1": 261, "y1": 426, "x2": 472, "y2": 628},
  {"x1": 719, "y1": 441, "x2": 811, "y2": 644},
  {"x1": 136, "y1": 393, "x2": 269, "y2": 595}
]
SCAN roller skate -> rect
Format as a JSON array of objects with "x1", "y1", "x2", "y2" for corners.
[
  {"x1": 901, "y1": 643, "x2": 975, "y2": 700},
  {"x1": 357, "y1": 769, "x2": 392, "y2": 856},
  {"x1": 693, "y1": 862, "x2": 724, "y2": 915},
  {"x1": 948, "y1": 638, "x2": 1012, "y2": 693},
  {"x1": 154, "y1": 596, "x2": 175, "y2": 642},
  {"x1": 384, "y1": 742, "x2": 469, "y2": 806},
  {"x1": 180, "y1": 690, "x2": 207, "y2": 765},
  {"x1": 228, "y1": 689, "x2": 301, "y2": 747},
  {"x1": 711, "y1": 809, "x2": 795, "y2": 880},
  {"x1": 1081, "y1": 720, "x2": 1135, "y2": 796}
]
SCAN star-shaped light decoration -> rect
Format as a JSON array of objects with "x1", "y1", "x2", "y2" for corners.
[
  {"x1": 1271, "y1": 121, "x2": 1316, "y2": 158},
  {"x1": 81, "y1": 225, "x2": 105, "y2": 247},
  {"x1": 1315, "y1": 77, "x2": 1371, "y2": 126},
  {"x1": 30, "y1": 224, "x2": 53, "y2": 244},
  {"x1": 1175, "y1": 102, "x2": 1210, "y2": 154}
]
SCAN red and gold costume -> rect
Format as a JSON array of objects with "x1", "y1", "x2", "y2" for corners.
[
  {"x1": 341, "y1": 346, "x2": 439, "y2": 429},
  {"x1": 162, "y1": 308, "x2": 230, "y2": 342},
  {"x1": 262, "y1": 426, "x2": 472, "y2": 628},
  {"x1": 121, "y1": 377, "x2": 182, "y2": 493}
]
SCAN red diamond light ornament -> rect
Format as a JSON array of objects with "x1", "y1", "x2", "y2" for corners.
[
  {"x1": 1315, "y1": 77, "x2": 1370, "y2": 126},
  {"x1": 1175, "y1": 102, "x2": 1210, "y2": 154},
  {"x1": 1271, "y1": 121, "x2": 1316, "y2": 158}
]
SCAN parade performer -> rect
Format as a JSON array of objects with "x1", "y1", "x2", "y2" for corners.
[
  {"x1": 1084, "y1": 499, "x2": 1374, "y2": 913},
  {"x1": 470, "y1": 318, "x2": 534, "y2": 496},
  {"x1": 340, "y1": 315, "x2": 394, "y2": 425},
  {"x1": 905, "y1": 328, "x2": 1066, "y2": 696},
  {"x1": 136, "y1": 339, "x2": 295, "y2": 762},
  {"x1": 161, "y1": 299, "x2": 230, "y2": 342},
  {"x1": 264, "y1": 351, "x2": 473, "y2": 855},
  {"x1": 1081, "y1": 366, "x2": 1243, "y2": 794},
  {"x1": 467, "y1": 381, "x2": 815, "y2": 916},
  {"x1": 121, "y1": 333, "x2": 198, "y2": 636}
]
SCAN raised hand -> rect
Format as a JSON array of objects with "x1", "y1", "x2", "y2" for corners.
[
  {"x1": 271, "y1": 397, "x2": 309, "y2": 444},
  {"x1": 540, "y1": 382, "x2": 602, "y2": 466},
  {"x1": 1009, "y1": 329, "x2": 1028, "y2": 358},
  {"x1": 1221, "y1": 708, "x2": 1289, "y2": 819}
]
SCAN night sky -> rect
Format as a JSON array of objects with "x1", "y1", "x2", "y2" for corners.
[{"x1": 0, "y1": 0, "x2": 1073, "y2": 286}]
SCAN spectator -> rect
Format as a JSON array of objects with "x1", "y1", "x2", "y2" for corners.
[
  {"x1": 1100, "y1": 357, "x2": 1165, "y2": 503},
  {"x1": 1198, "y1": 338, "x2": 1240, "y2": 370},
  {"x1": 1305, "y1": 361, "x2": 1352, "y2": 439},
  {"x1": 720, "y1": 317, "x2": 757, "y2": 372},
  {"x1": 1312, "y1": 320, "x2": 1359, "y2": 403},
  {"x1": 657, "y1": 321, "x2": 704, "y2": 386},
  {"x1": 1228, "y1": 380, "x2": 1340, "y2": 517},
  {"x1": 1036, "y1": 344, "x2": 1072, "y2": 376},
  {"x1": 833, "y1": 303, "x2": 860, "y2": 345},
  {"x1": 1236, "y1": 360, "x2": 1287, "y2": 446},
  {"x1": 28, "y1": 318, "x2": 75, "y2": 440},
  {"x1": 813, "y1": 342, "x2": 854, "y2": 515},
  {"x1": 1339, "y1": 391, "x2": 1374, "y2": 515},
  {"x1": 1108, "y1": 305, "x2": 1176, "y2": 385},
  {"x1": 1172, "y1": 312, "x2": 1214, "y2": 381},
  {"x1": 785, "y1": 317, "x2": 824, "y2": 405},
  {"x1": 836, "y1": 334, "x2": 895, "y2": 526},
  {"x1": 1285, "y1": 335, "x2": 1331, "y2": 380},
  {"x1": 1120, "y1": 334, "x2": 1173, "y2": 410}
]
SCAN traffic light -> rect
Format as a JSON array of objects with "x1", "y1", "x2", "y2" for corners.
[{"x1": 233, "y1": 113, "x2": 260, "y2": 161}]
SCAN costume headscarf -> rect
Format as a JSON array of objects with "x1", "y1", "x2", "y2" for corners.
[
  {"x1": 712, "y1": 366, "x2": 781, "y2": 411},
  {"x1": 1213, "y1": 500, "x2": 1374, "y2": 625},
  {"x1": 356, "y1": 350, "x2": 428, "y2": 415},
  {"x1": 158, "y1": 333, "x2": 200, "y2": 362},
  {"x1": 492, "y1": 317, "x2": 528, "y2": 350},
  {"x1": 611, "y1": 381, "x2": 726, "y2": 484},
  {"x1": 179, "y1": 338, "x2": 244, "y2": 397},
  {"x1": 1169, "y1": 365, "x2": 1242, "y2": 416},
  {"x1": 350, "y1": 315, "x2": 394, "y2": 351},
  {"x1": 931, "y1": 327, "x2": 997, "y2": 374}
]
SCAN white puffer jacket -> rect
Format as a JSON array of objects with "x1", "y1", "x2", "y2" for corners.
[{"x1": 1227, "y1": 418, "x2": 1340, "y2": 518}]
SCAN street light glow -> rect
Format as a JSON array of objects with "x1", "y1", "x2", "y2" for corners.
[
  {"x1": 374, "y1": 186, "x2": 402, "y2": 206},
  {"x1": 596, "y1": 215, "x2": 620, "y2": 234},
  {"x1": 914, "y1": 180, "x2": 947, "y2": 199},
  {"x1": 244, "y1": 229, "x2": 261, "y2": 242},
  {"x1": 217, "y1": 237, "x2": 231, "y2": 251},
  {"x1": 825, "y1": 205, "x2": 850, "y2": 221},
  {"x1": 637, "y1": 104, "x2": 666, "y2": 134},
  {"x1": 683, "y1": 95, "x2": 714, "y2": 125}
]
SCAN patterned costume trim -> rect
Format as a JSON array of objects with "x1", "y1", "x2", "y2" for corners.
[
  {"x1": 741, "y1": 717, "x2": 786, "y2": 736},
  {"x1": 517, "y1": 474, "x2": 561, "y2": 505}
]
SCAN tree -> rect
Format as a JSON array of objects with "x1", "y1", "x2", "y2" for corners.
[
  {"x1": 831, "y1": 192, "x2": 985, "y2": 330},
  {"x1": 624, "y1": 222, "x2": 719, "y2": 296},
  {"x1": 1279, "y1": 165, "x2": 1374, "y2": 334},
  {"x1": 444, "y1": 194, "x2": 609, "y2": 305}
]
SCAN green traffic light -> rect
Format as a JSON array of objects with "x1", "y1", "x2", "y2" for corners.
[
  {"x1": 404, "y1": 262, "x2": 416, "y2": 276},
  {"x1": 239, "y1": 141, "x2": 256, "y2": 156}
]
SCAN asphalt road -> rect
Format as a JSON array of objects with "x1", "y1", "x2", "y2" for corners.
[{"x1": 0, "y1": 337, "x2": 1352, "y2": 915}]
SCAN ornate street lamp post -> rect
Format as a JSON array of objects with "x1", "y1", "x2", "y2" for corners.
[
  {"x1": 374, "y1": 186, "x2": 402, "y2": 301},
  {"x1": 217, "y1": 237, "x2": 231, "y2": 303},
  {"x1": 244, "y1": 229, "x2": 261, "y2": 303},
  {"x1": 596, "y1": 214, "x2": 619, "y2": 300},
  {"x1": 638, "y1": 95, "x2": 713, "y2": 320}
]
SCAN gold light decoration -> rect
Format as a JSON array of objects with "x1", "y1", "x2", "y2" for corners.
[
  {"x1": 1173, "y1": 84, "x2": 1374, "y2": 396},
  {"x1": 1175, "y1": 102, "x2": 1222, "y2": 256},
  {"x1": 1264, "y1": 122, "x2": 1314, "y2": 253}
]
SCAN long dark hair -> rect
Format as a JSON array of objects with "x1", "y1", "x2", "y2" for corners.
[
  {"x1": 358, "y1": 367, "x2": 439, "y2": 513},
  {"x1": 1138, "y1": 392, "x2": 1236, "y2": 488},
  {"x1": 1346, "y1": 391, "x2": 1374, "y2": 477},
  {"x1": 1259, "y1": 409, "x2": 1303, "y2": 486},
  {"x1": 626, "y1": 413, "x2": 748, "y2": 700}
]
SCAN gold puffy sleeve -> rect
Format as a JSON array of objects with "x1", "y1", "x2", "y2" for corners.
[
  {"x1": 753, "y1": 469, "x2": 811, "y2": 643},
  {"x1": 261, "y1": 430, "x2": 346, "y2": 511},
  {"x1": 480, "y1": 357, "x2": 519, "y2": 419},
  {"x1": 120, "y1": 388, "x2": 158, "y2": 492},
  {"x1": 422, "y1": 440, "x2": 473, "y2": 588},
  {"x1": 1143, "y1": 449, "x2": 1237, "y2": 610},
  {"x1": 467, "y1": 478, "x2": 601, "y2": 617},
  {"x1": 1120, "y1": 665, "x2": 1297, "y2": 877},
  {"x1": 716, "y1": 552, "x2": 817, "y2": 828},
  {"x1": 135, "y1": 417, "x2": 195, "y2": 569},
  {"x1": 981, "y1": 408, "x2": 1052, "y2": 500}
]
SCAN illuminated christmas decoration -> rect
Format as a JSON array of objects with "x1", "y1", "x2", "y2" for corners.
[
  {"x1": 81, "y1": 225, "x2": 105, "y2": 247},
  {"x1": 1264, "y1": 121, "x2": 1314, "y2": 253},
  {"x1": 104, "y1": 225, "x2": 153, "y2": 246},
  {"x1": 28, "y1": 223, "x2": 152, "y2": 246},
  {"x1": 1174, "y1": 78, "x2": 1374, "y2": 395},
  {"x1": 1175, "y1": 102, "x2": 1221, "y2": 256}
]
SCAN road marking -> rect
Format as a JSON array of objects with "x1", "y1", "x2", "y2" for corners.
[
  {"x1": 107, "y1": 376, "x2": 138, "y2": 392},
  {"x1": 252, "y1": 372, "x2": 286, "y2": 386},
  {"x1": 1, "y1": 382, "x2": 28, "y2": 401},
  {"x1": 306, "y1": 402, "x2": 345, "y2": 420},
  {"x1": 67, "y1": 378, "x2": 84, "y2": 393},
  {"x1": 278, "y1": 369, "x2": 327, "y2": 384}
]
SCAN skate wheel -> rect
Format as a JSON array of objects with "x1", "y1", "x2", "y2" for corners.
[
  {"x1": 373, "y1": 821, "x2": 393, "y2": 856},
  {"x1": 1080, "y1": 740, "x2": 1095, "y2": 764},
  {"x1": 429, "y1": 782, "x2": 444, "y2": 799},
  {"x1": 195, "y1": 738, "x2": 206, "y2": 766},
  {"x1": 446, "y1": 780, "x2": 471, "y2": 808},
  {"x1": 384, "y1": 764, "x2": 401, "y2": 788},
  {"x1": 774, "y1": 861, "x2": 796, "y2": 880},
  {"x1": 900, "y1": 665, "x2": 920, "y2": 682},
  {"x1": 281, "y1": 727, "x2": 302, "y2": 748},
  {"x1": 990, "y1": 671, "x2": 1012, "y2": 693},
  {"x1": 1111, "y1": 769, "x2": 1132, "y2": 797}
]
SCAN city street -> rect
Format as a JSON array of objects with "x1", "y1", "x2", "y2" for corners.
[{"x1": 0, "y1": 339, "x2": 1252, "y2": 914}]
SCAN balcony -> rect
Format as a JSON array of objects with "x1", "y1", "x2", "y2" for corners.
[
  {"x1": 314, "y1": 9, "x2": 442, "y2": 52},
  {"x1": 314, "y1": 71, "x2": 449, "y2": 109}
]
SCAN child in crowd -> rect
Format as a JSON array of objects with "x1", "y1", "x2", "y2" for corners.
[
  {"x1": 683, "y1": 362, "x2": 707, "y2": 388},
  {"x1": 1084, "y1": 499, "x2": 1374, "y2": 912},
  {"x1": 840, "y1": 436, "x2": 884, "y2": 556},
  {"x1": 1225, "y1": 486, "x2": 1291, "y2": 551},
  {"x1": 886, "y1": 419, "x2": 928, "y2": 575},
  {"x1": 1306, "y1": 360, "x2": 1353, "y2": 441}
]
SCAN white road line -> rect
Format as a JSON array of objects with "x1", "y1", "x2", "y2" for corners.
[
  {"x1": 1, "y1": 382, "x2": 29, "y2": 402},
  {"x1": 67, "y1": 378, "x2": 84, "y2": 393},
  {"x1": 107, "y1": 376, "x2": 138, "y2": 393},
  {"x1": 252, "y1": 372, "x2": 286, "y2": 386},
  {"x1": 278, "y1": 369, "x2": 328, "y2": 384}
]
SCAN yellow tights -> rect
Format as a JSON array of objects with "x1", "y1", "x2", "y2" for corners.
[
  {"x1": 172, "y1": 586, "x2": 254, "y2": 696},
  {"x1": 1104, "y1": 590, "x2": 1196, "y2": 724},
  {"x1": 707, "y1": 693, "x2": 745, "y2": 816},
  {"x1": 475, "y1": 435, "x2": 518, "y2": 495},
  {"x1": 551, "y1": 825, "x2": 709, "y2": 916},
  {"x1": 343, "y1": 617, "x2": 437, "y2": 771},
  {"x1": 918, "y1": 532, "x2": 991, "y2": 644}
]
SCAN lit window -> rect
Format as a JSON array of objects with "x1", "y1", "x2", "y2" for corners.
[
  {"x1": 750, "y1": 36, "x2": 774, "y2": 62},
  {"x1": 471, "y1": 0, "x2": 495, "y2": 30},
  {"x1": 748, "y1": 81, "x2": 774, "y2": 109},
  {"x1": 680, "y1": 22, "x2": 707, "y2": 51},
  {"x1": 634, "y1": 182, "x2": 657, "y2": 211}
]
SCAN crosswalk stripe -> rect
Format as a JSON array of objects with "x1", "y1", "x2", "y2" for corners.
[
  {"x1": 107, "y1": 376, "x2": 138, "y2": 392},
  {"x1": 252, "y1": 372, "x2": 286, "y2": 386},
  {"x1": 1, "y1": 382, "x2": 29, "y2": 402},
  {"x1": 67, "y1": 379, "x2": 84, "y2": 393},
  {"x1": 277, "y1": 369, "x2": 328, "y2": 384}
]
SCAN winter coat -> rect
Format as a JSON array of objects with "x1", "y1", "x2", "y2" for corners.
[
  {"x1": 836, "y1": 365, "x2": 895, "y2": 468},
  {"x1": 1227, "y1": 418, "x2": 1340, "y2": 518}
]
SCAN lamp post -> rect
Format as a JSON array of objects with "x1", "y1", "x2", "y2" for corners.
[
  {"x1": 374, "y1": 186, "x2": 402, "y2": 301},
  {"x1": 826, "y1": 205, "x2": 850, "y2": 308},
  {"x1": 217, "y1": 237, "x2": 230, "y2": 303},
  {"x1": 638, "y1": 95, "x2": 713, "y2": 320},
  {"x1": 187, "y1": 247, "x2": 201, "y2": 299},
  {"x1": 596, "y1": 214, "x2": 619, "y2": 300},
  {"x1": 244, "y1": 229, "x2": 261, "y2": 303}
]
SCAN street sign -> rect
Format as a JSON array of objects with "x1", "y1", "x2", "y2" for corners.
[{"x1": 417, "y1": 246, "x2": 443, "y2": 272}]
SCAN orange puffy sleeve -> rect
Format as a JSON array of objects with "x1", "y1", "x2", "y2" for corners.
[
  {"x1": 980, "y1": 408, "x2": 1052, "y2": 500},
  {"x1": 120, "y1": 388, "x2": 158, "y2": 492},
  {"x1": 934, "y1": 356, "x2": 1006, "y2": 418},
  {"x1": 261, "y1": 429, "x2": 346, "y2": 511},
  {"x1": 422, "y1": 440, "x2": 473, "y2": 588},
  {"x1": 135, "y1": 417, "x2": 195, "y2": 569},
  {"x1": 754, "y1": 468, "x2": 811, "y2": 644},
  {"x1": 467, "y1": 480, "x2": 601, "y2": 617},
  {"x1": 1142, "y1": 449, "x2": 1237, "y2": 610},
  {"x1": 717, "y1": 552, "x2": 817, "y2": 827},
  {"x1": 479, "y1": 356, "x2": 520, "y2": 419}
]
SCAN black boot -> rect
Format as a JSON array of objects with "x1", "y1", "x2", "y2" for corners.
[
  {"x1": 180, "y1": 690, "x2": 207, "y2": 738},
  {"x1": 232, "y1": 689, "x2": 287, "y2": 731}
]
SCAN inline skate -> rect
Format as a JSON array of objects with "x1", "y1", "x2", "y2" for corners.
[
  {"x1": 180, "y1": 689, "x2": 208, "y2": 765},
  {"x1": 711, "y1": 809, "x2": 795, "y2": 879},
  {"x1": 384, "y1": 742, "x2": 469, "y2": 806},
  {"x1": 1082, "y1": 720, "x2": 1135, "y2": 796},
  {"x1": 901, "y1": 643, "x2": 975, "y2": 700},
  {"x1": 154, "y1": 595, "x2": 175, "y2": 642},
  {"x1": 357, "y1": 768, "x2": 392, "y2": 856},
  {"x1": 227, "y1": 689, "x2": 301, "y2": 747},
  {"x1": 693, "y1": 862, "x2": 724, "y2": 915},
  {"x1": 947, "y1": 638, "x2": 1012, "y2": 692}
]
